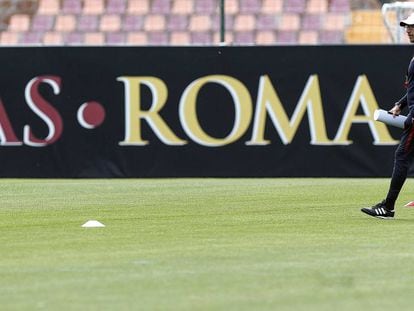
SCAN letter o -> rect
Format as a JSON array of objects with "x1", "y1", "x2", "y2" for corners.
[{"x1": 179, "y1": 75, "x2": 252, "y2": 146}]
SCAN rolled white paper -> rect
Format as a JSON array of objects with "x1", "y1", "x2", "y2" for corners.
[{"x1": 374, "y1": 109, "x2": 406, "y2": 129}]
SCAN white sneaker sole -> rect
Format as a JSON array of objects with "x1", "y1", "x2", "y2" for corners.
[{"x1": 374, "y1": 216, "x2": 394, "y2": 220}]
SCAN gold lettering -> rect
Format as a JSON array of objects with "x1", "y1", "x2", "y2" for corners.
[
  {"x1": 179, "y1": 75, "x2": 252, "y2": 146},
  {"x1": 117, "y1": 76, "x2": 186, "y2": 146},
  {"x1": 334, "y1": 75, "x2": 398, "y2": 145},
  {"x1": 247, "y1": 75, "x2": 332, "y2": 145}
]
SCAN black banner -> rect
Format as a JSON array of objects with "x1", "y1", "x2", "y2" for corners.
[{"x1": 0, "y1": 46, "x2": 411, "y2": 177}]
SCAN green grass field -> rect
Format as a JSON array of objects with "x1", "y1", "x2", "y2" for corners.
[{"x1": 1, "y1": 178, "x2": 414, "y2": 310}]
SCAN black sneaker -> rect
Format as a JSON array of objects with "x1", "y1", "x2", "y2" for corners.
[{"x1": 361, "y1": 200, "x2": 395, "y2": 219}]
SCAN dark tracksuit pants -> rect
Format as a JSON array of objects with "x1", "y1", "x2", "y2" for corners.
[{"x1": 386, "y1": 125, "x2": 414, "y2": 208}]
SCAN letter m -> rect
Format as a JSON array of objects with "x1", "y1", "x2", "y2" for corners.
[{"x1": 247, "y1": 75, "x2": 332, "y2": 145}]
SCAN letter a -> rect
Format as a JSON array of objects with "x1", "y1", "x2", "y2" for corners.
[
  {"x1": 334, "y1": 75, "x2": 398, "y2": 145},
  {"x1": 0, "y1": 98, "x2": 22, "y2": 146}
]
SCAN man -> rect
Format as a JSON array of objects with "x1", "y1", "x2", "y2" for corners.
[{"x1": 361, "y1": 12, "x2": 414, "y2": 219}]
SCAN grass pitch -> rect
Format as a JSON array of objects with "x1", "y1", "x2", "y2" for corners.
[{"x1": 1, "y1": 178, "x2": 414, "y2": 310}]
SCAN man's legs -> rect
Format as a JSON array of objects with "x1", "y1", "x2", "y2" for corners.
[
  {"x1": 385, "y1": 127, "x2": 414, "y2": 209},
  {"x1": 361, "y1": 127, "x2": 414, "y2": 219}
]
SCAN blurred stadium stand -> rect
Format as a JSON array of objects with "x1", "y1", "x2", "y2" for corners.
[{"x1": 0, "y1": 0, "x2": 410, "y2": 46}]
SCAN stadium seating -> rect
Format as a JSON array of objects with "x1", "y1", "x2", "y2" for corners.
[
  {"x1": 0, "y1": 0, "x2": 356, "y2": 46},
  {"x1": 345, "y1": 10, "x2": 391, "y2": 43}
]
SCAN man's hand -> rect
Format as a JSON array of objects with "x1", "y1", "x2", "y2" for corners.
[{"x1": 389, "y1": 104, "x2": 401, "y2": 117}]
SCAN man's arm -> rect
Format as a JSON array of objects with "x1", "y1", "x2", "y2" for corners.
[
  {"x1": 389, "y1": 94, "x2": 407, "y2": 116},
  {"x1": 397, "y1": 94, "x2": 408, "y2": 109}
]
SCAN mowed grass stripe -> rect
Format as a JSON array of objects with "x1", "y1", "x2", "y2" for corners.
[{"x1": 0, "y1": 178, "x2": 414, "y2": 310}]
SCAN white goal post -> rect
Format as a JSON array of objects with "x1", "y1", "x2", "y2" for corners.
[{"x1": 382, "y1": 1, "x2": 414, "y2": 43}]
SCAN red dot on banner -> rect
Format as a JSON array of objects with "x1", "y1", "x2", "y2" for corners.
[{"x1": 78, "y1": 101, "x2": 106, "y2": 129}]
